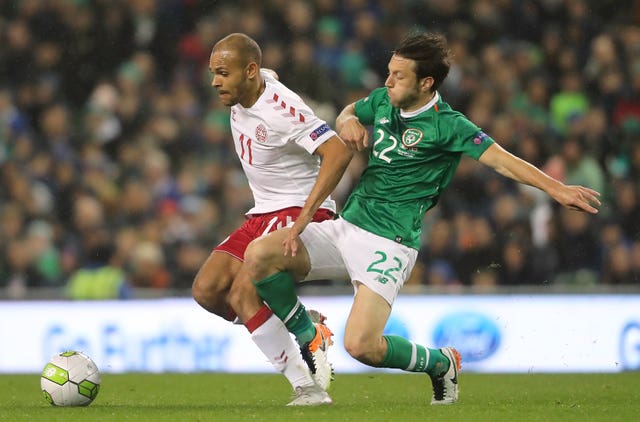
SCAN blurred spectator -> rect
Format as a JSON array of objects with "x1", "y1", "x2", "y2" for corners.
[
  {"x1": 349, "y1": 9, "x2": 388, "y2": 84},
  {"x1": 498, "y1": 237, "x2": 546, "y2": 286},
  {"x1": 2, "y1": 19, "x2": 35, "y2": 87},
  {"x1": 280, "y1": 38, "x2": 337, "y2": 106},
  {"x1": 419, "y1": 218, "x2": 460, "y2": 287},
  {"x1": 510, "y1": 74, "x2": 552, "y2": 137},
  {"x1": 25, "y1": 219, "x2": 61, "y2": 286},
  {"x1": 282, "y1": 0, "x2": 315, "y2": 39},
  {"x1": 454, "y1": 214, "x2": 500, "y2": 286},
  {"x1": 627, "y1": 142, "x2": 640, "y2": 188},
  {"x1": 66, "y1": 237, "x2": 129, "y2": 301},
  {"x1": 170, "y1": 240, "x2": 210, "y2": 290},
  {"x1": 631, "y1": 241, "x2": 640, "y2": 282},
  {"x1": 602, "y1": 243, "x2": 636, "y2": 285},
  {"x1": 425, "y1": 261, "x2": 458, "y2": 288},
  {"x1": 439, "y1": 157, "x2": 491, "y2": 216},
  {"x1": 470, "y1": 268, "x2": 499, "y2": 292},
  {"x1": 3, "y1": 237, "x2": 38, "y2": 298},
  {"x1": 550, "y1": 72, "x2": 589, "y2": 136},
  {"x1": 559, "y1": 135, "x2": 607, "y2": 197},
  {"x1": 316, "y1": 16, "x2": 344, "y2": 76},
  {"x1": 2, "y1": 0, "x2": 640, "y2": 297},
  {"x1": 127, "y1": 240, "x2": 170, "y2": 289},
  {"x1": 550, "y1": 207, "x2": 601, "y2": 285},
  {"x1": 609, "y1": 179, "x2": 640, "y2": 241}
]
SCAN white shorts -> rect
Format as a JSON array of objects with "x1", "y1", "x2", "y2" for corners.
[{"x1": 300, "y1": 217, "x2": 418, "y2": 306}]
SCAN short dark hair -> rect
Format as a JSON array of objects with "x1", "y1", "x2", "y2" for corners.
[
  {"x1": 214, "y1": 33, "x2": 262, "y2": 68},
  {"x1": 394, "y1": 32, "x2": 451, "y2": 90}
]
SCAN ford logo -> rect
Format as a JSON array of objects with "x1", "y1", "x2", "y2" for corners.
[
  {"x1": 620, "y1": 321, "x2": 640, "y2": 370},
  {"x1": 432, "y1": 312, "x2": 501, "y2": 362}
]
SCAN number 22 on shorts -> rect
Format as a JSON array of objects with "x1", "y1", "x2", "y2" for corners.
[{"x1": 366, "y1": 251, "x2": 402, "y2": 285}]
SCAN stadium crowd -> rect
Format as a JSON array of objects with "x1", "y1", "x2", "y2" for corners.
[{"x1": 1, "y1": 0, "x2": 640, "y2": 299}]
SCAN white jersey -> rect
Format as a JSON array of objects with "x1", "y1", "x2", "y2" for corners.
[{"x1": 230, "y1": 70, "x2": 337, "y2": 215}]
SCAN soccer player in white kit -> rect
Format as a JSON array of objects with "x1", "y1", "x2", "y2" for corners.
[{"x1": 191, "y1": 33, "x2": 352, "y2": 405}]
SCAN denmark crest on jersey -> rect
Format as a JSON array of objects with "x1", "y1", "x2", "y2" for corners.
[
  {"x1": 402, "y1": 128, "x2": 423, "y2": 147},
  {"x1": 255, "y1": 124, "x2": 268, "y2": 143}
]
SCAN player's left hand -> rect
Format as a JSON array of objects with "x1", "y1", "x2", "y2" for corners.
[{"x1": 283, "y1": 220, "x2": 307, "y2": 257}]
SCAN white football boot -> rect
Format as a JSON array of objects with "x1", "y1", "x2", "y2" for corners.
[{"x1": 430, "y1": 347, "x2": 462, "y2": 405}]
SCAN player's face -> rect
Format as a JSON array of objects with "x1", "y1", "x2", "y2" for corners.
[
  {"x1": 384, "y1": 54, "x2": 424, "y2": 111},
  {"x1": 209, "y1": 48, "x2": 252, "y2": 106}
]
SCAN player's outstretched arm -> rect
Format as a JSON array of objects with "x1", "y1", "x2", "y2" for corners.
[
  {"x1": 336, "y1": 102, "x2": 369, "y2": 151},
  {"x1": 478, "y1": 143, "x2": 601, "y2": 214},
  {"x1": 284, "y1": 135, "x2": 353, "y2": 256}
]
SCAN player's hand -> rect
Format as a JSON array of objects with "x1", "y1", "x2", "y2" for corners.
[
  {"x1": 283, "y1": 221, "x2": 306, "y2": 257},
  {"x1": 554, "y1": 185, "x2": 601, "y2": 214},
  {"x1": 339, "y1": 116, "x2": 369, "y2": 151}
]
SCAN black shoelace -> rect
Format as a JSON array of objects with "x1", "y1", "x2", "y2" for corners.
[{"x1": 300, "y1": 343, "x2": 317, "y2": 374}]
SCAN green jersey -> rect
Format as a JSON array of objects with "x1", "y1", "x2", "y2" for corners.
[{"x1": 341, "y1": 87, "x2": 495, "y2": 250}]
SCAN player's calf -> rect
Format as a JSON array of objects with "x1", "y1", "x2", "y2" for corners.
[{"x1": 192, "y1": 276, "x2": 234, "y2": 320}]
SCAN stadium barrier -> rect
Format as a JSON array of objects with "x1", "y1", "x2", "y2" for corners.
[{"x1": 2, "y1": 294, "x2": 639, "y2": 374}]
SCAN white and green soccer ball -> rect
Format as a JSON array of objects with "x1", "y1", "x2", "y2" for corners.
[{"x1": 41, "y1": 351, "x2": 101, "y2": 406}]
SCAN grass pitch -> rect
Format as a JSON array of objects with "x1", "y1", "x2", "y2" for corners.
[{"x1": 1, "y1": 372, "x2": 639, "y2": 421}]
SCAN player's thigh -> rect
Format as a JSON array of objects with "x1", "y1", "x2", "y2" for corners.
[
  {"x1": 344, "y1": 282, "x2": 392, "y2": 345},
  {"x1": 197, "y1": 215, "x2": 259, "y2": 291},
  {"x1": 247, "y1": 228, "x2": 313, "y2": 280},
  {"x1": 299, "y1": 219, "x2": 350, "y2": 282},
  {"x1": 194, "y1": 250, "x2": 242, "y2": 293},
  {"x1": 342, "y1": 221, "x2": 418, "y2": 306}
]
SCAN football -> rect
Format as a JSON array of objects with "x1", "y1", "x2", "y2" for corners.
[{"x1": 41, "y1": 351, "x2": 101, "y2": 406}]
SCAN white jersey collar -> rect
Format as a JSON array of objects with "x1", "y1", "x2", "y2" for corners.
[{"x1": 400, "y1": 91, "x2": 440, "y2": 118}]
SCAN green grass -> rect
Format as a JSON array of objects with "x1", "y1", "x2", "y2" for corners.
[{"x1": 1, "y1": 372, "x2": 639, "y2": 421}]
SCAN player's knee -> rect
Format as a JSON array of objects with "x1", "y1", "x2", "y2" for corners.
[
  {"x1": 344, "y1": 336, "x2": 382, "y2": 366},
  {"x1": 192, "y1": 273, "x2": 232, "y2": 317},
  {"x1": 191, "y1": 273, "x2": 209, "y2": 305},
  {"x1": 244, "y1": 238, "x2": 277, "y2": 277}
]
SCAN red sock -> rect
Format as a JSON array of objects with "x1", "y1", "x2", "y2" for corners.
[{"x1": 244, "y1": 305, "x2": 273, "y2": 333}]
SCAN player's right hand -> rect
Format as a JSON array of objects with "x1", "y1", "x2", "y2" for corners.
[{"x1": 339, "y1": 116, "x2": 369, "y2": 151}]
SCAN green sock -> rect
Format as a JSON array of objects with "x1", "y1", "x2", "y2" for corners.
[
  {"x1": 381, "y1": 335, "x2": 450, "y2": 376},
  {"x1": 253, "y1": 271, "x2": 316, "y2": 346}
]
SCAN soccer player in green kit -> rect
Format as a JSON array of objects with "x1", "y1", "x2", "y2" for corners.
[{"x1": 228, "y1": 32, "x2": 601, "y2": 405}]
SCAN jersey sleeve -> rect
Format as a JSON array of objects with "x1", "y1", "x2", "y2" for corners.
[
  {"x1": 288, "y1": 112, "x2": 336, "y2": 154},
  {"x1": 354, "y1": 87, "x2": 387, "y2": 126},
  {"x1": 438, "y1": 111, "x2": 495, "y2": 160},
  {"x1": 265, "y1": 80, "x2": 337, "y2": 154}
]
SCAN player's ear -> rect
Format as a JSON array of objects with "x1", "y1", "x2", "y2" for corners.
[
  {"x1": 420, "y1": 76, "x2": 434, "y2": 93},
  {"x1": 245, "y1": 62, "x2": 259, "y2": 80}
]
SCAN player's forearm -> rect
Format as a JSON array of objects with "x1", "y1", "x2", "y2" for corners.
[
  {"x1": 298, "y1": 140, "x2": 353, "y2": 224},
  {"x1": 482, "y1": 144, "x2": 564, "y2": 196},
  {"x1": 336, "y1": 103, "x2": 358, "y2": 133},
  {"x1": 502, "y1": 156, "x2": 565, "y2": 195},
  {"x1": 299, "y1": 168, "x2": 344, "y2": 222}
]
